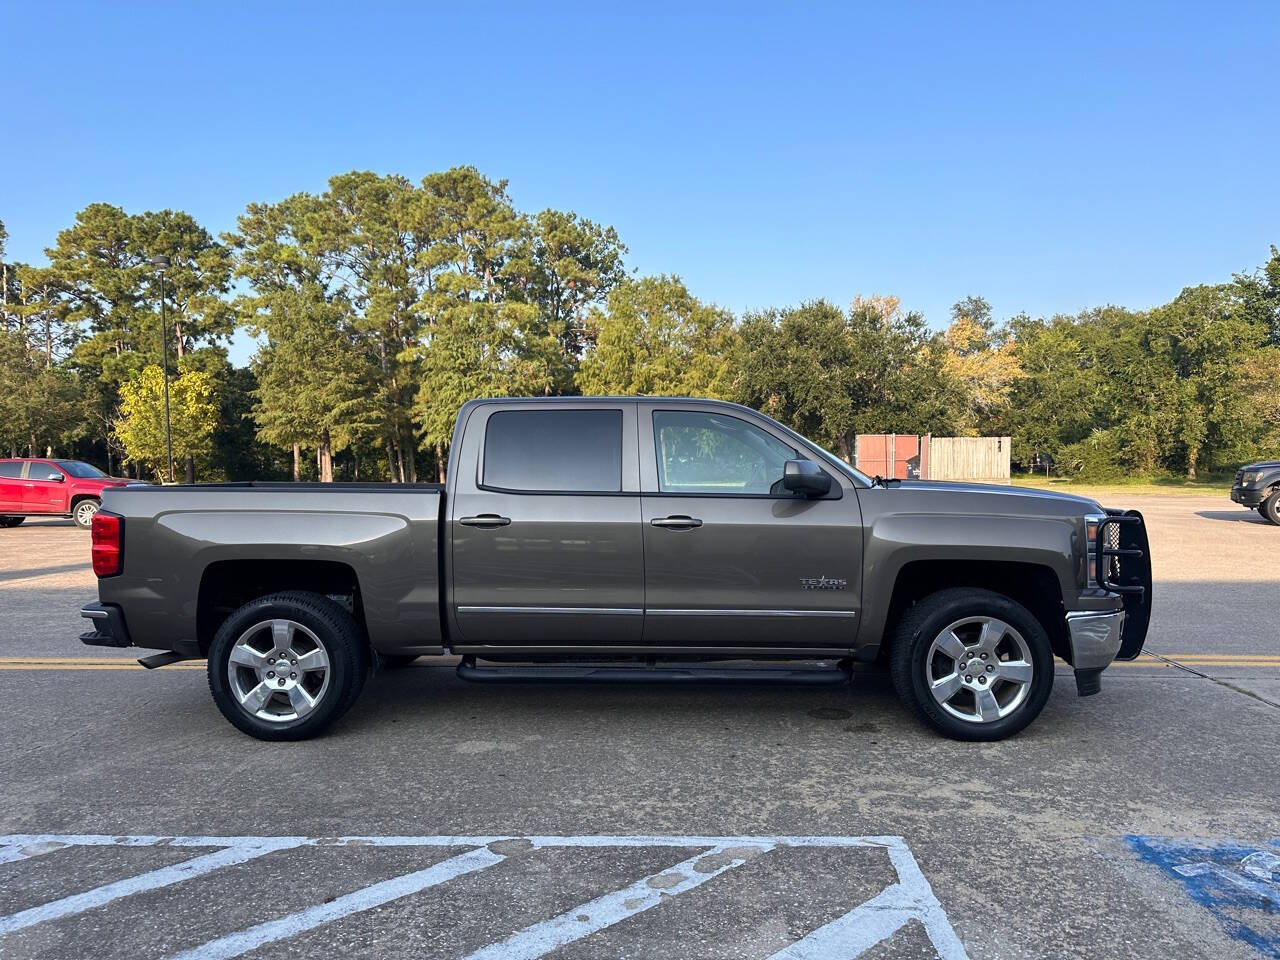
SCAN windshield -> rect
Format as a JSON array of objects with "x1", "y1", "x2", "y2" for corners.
[
  {"x1": 56, "y1": 461, "x2": 107, "y2": 479},
  {"x1": 751, "y1": 411, "x2": 873, "y2": 487}
]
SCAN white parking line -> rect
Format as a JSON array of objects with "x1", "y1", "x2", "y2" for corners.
[
  {"x1": 768, "y1": 844, "x2": 968, "y2": 960},
  {"x1": 467, "y1": 843, "x2": 767, "y2": 960},
  {"x1": 165, "y1": 846, "x2": 507, "y2": 960},
  {"x1": 0, "y1": 834, "x2": 969, "y2": 959},
  {"x1": 0, "y1": 839, "x2": 299, "y2": 935}
]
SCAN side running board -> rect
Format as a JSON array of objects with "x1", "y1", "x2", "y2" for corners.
[{"x1": 455, "y1": 657, "x2": 852, "y2": 685}]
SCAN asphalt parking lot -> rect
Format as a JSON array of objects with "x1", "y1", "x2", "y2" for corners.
[{"x1": 0, "y1": 496, "x2": 1277, "y2": 959}]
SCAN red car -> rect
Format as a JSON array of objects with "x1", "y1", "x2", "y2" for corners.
[{"x1": 0, "y1": 459, "x2": 139, "y2": 529}]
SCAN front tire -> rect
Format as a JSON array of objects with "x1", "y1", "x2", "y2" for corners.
[
  {"x1": 72, "y1": 498, "x2": 100, "y2": 529},
  {"x1": 890, "y1": 587, "x2": 1054, "y2": 741},
  {"x1": 1261, "y1": 490, "x2": 1280, "y2": 525},
  {"x1": 0, "y1": 517, "x2": 24, "y2": 528},
  {"x1": 207, "y1": 592, "x2": 369, "y2": 741}
]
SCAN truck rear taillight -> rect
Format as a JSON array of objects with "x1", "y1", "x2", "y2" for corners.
[{"x1": 91, "y1": 513, "x2": 123, "y2": 577}]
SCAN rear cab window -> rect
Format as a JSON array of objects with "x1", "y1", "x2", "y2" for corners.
[{"x1": 483, "y1": 409, "x2": 624, "y2": 493}]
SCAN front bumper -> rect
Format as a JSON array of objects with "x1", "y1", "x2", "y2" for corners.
[
  {"x1": 1066, "y1": 609, "x2": 1124, "y2": 696},
  {"x1": 79, "y1": 602, "x2": 132, "y2": 648},
  {"x1": 1231, "y1": 485, "x2": 1265, "y2": 507}
]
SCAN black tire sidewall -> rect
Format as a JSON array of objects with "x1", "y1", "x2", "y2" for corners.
[
  {"x1": 892, "y1": 589, "x2": 1055, "y2": 741},
  {"x1": 0, "y1": 517, "x2": 23, "y2": 528},
  {"x1": 1263, "y1": 491, "x2": 1280, "y2": 525},
  {"x1": 207, "y1": 592, "x2": 367, "y2": 741}
]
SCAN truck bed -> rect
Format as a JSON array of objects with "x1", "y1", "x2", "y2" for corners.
[{"x1": 97, "y1": 482, "x2": 445, "y2": 657}]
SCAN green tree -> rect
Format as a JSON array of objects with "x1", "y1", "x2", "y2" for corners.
[
  {"x1": 229, "y1": 193, "x2": 385, "y2": 481},
  {"x1": 940, "y1": 296, "x2": 1019, "y2": 435},
  {"x1": 1003, "y1": 312, "x2": 1103, "y2": 465},
  {"x1": 114, "y1": 363, "x2": 218, "y2": 480},
  {"x1": 733, "y1": 296, "x2": 951, "y2": 461},
  {"x1": 0, "y1": 276, "x2": 86, "y2": 458},
  {"x1": 252, "y1": 298, "x2": 380, "y2": 483},
  {"x1": 1236, "y1": 245, "x2": 1280, "y2": 347},
  {"x1": 412, "y1": 167, "x2": 559, "y2": 476},
  {"x1": 510, "y1": 209, "x2": 627, "y2": 390},
  {"x1": 1144, "y1": 284, "x2": 1259, "y2": 479},
  {"x1": 311, "y1": 172, "x2": 430, "y2": 481},
  {"x1": 0, "y1": 219, "x2": 14, "y2": 328},
  {"x1": 577, "y1": 275, "x2": 735, "y2": 398},
  {"x1": 12, "y1": 264, "x2": 78, "y2": 367},
  {"x1": 132, "y1": 209, "x2": 235, "y2": 360}
]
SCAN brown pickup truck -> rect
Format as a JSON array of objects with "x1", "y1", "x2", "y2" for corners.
[{"x1": 80, "y1": 397, "x2": 1151, "y2": 742}]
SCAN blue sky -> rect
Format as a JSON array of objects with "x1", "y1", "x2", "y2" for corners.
[{"x1": 3, "y1": 1, "x2": 1278, "y2": 364}]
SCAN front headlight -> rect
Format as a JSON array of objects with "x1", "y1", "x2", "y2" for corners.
[
  {"x1": 1241, "y1": 471, "x2": 1263, "y2": 485},
  {"x1": 1084, "y1": 513, "x2": 1106, "y2": 586}
]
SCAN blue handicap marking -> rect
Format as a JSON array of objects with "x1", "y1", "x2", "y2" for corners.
[{"x1": 1128, "y1": 835, "x2": 1280, "y2": 958}]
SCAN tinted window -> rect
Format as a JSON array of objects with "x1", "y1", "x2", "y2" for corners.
[
  {"x1": 0, "y1": 463, "x2": 23, "y2": 478},
  {"x1": 484, "y1": 410, "x2": 623, "y2": 492},
  {"x1": 58, "y1": 461, "x2": 106, "y2": 478},
  {"x1": 28, "y1": 463, "x2": 64, "y2": 481},
  {"x1": 654, "y1": 410, "x2": 798, "y2": 495}
]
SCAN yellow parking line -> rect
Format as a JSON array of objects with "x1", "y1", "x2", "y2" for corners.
[
  {"x1": 0, "y1": 655, "x2": 1276, "y2": 672},
  {"x1": 0, "y1": 658, "x2": 206, "y2": 670},
  {"x1": 1152, "y1": 660, "x2": 1280, "y2": 665}
]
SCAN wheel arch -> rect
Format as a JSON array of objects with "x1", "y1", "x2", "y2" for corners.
[
  {"x1": 196, "y1": 559, "x2": 367, "y2": 654},
  {"x1": 879, "y1": 558, "x2": 1070, "y2": 663}
]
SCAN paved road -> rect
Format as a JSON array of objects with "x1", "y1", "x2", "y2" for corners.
[{"x1": 0, "y1": 496, "x2": 1277, "y2": 958}]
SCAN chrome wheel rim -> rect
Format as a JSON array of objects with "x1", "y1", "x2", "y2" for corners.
[
  {"x1": 925, "y1": 616, "x2": 1034, "y2": 724},
  {"x1": 75, "y1": 501, "x2": 98, "y2": 525},
  {"x1": 227, "y1": 619, "x2": 330, "y2": 724}
]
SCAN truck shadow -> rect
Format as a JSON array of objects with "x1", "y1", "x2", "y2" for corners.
[
  {"x1": 1193, "y1": 510, "x2": 1271, "y2": 524},
  {"x1": 344, "y1": 665, "x2": 924, "y2": 740},
  {"x1": 0, "y1": 562, "x2": 92, "y2": 582}
]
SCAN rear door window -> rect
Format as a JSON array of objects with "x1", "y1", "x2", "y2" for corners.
[
  {"x1": 0, "y1": 463, "x2": 23, "y2": 478},
  {"x1": 483, "y1": 409, "x2": 623, "y2": 493}
]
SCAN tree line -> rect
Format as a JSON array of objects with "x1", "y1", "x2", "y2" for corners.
[{"x1": 2, "y1": 168, "x2": 1278, "y2": 482}]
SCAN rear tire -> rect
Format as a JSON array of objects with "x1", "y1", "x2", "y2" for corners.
[
  {"x1": 0, "y1": 517, "x2": 24, "y2": 528},
  {"x1": 207, "y1": 591, "x2": 369, "y2": 741},
  {"x1": 72, "y1": 498, "x2": 100, "y2": 529},
  {"x1": 1261, "y1": 490, "x2": 1280, "y2": 525},
  {"x1": 890, "y1": 587, "x2": 1054, "y2": 741}
]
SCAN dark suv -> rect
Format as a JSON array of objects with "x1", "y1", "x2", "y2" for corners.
[{"x1": 1230, "y1": 461, "x2": 1280, "y2": 525}]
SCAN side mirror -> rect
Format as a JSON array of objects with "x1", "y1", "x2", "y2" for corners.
[
  {"x1": 48, "y1": 472, "x2": 65, "y2": 482},
  {"x1": 783, "y1": 459, "x2": 832, "y2": 498}
]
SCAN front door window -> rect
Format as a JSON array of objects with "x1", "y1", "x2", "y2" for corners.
[{"x1": 653, "y1": 410, "x2": 797, "y2": 496}]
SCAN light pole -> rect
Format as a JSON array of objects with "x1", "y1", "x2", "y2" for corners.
[{"x1": 150, "y1": 255, "x2": 174, "y2": 483}]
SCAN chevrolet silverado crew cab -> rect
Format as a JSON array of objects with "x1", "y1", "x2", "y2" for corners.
[{"x1": 79, "y1": 397, "x2": 1152, "y2": 742}]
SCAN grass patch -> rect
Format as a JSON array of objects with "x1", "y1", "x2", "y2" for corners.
[{"x1": 1011, "y1": 474, "x2": 1232, "y2": 498}]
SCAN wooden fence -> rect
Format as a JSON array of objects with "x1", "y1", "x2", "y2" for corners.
[
  {"x1": 853, "y1": 435, "x2": 1010, "y2": 482},
  {"x1": 926, "y1": 436, "x2": 1011, "y2": 483}
]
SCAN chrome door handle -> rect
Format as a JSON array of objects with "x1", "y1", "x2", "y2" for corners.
[
  {"x1": 459, "y1": 515, "x2": 511, "y2": 528},
  {"x1": 650, "y1": 516, "x2": 703, "y2": 529}
]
